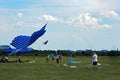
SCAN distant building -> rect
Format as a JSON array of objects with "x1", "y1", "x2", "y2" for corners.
[
  {"x1": 100, "y1": 50, "x2": 108, "y2": 53},
  {"x1": 76, "y1": 50, "x2": 83, "y2": 52},
  {"x1": 0, "y1": 45, "x2": 11, "y2": 50},
  {"x1": 85, "y1": 49, "x2": 92, "y2": 52}
]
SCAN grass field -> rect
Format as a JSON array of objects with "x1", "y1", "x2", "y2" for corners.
[{"x1": 0, "y1": 56, "x2": 120, "y2": 80}]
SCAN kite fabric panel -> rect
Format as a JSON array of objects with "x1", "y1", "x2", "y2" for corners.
[
  {"x1": 28, "y1": 23, "x2": 47, "y2": 46},
  {"x1": 10, "y1": 36, "x2": 30, "y2": 49}
]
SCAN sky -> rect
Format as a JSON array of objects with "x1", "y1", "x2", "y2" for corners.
[{"x1": 0, "y1": 0, "x2": 120, "y2": 51}]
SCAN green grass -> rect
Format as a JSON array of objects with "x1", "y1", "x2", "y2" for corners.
[{"x1": 0, "y1": 56, "x2": 120, "y2": 80}]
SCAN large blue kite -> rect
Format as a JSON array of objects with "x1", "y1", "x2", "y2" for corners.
[{"x1": 10, "y1": 23, "x2": 47, "y2": 55}]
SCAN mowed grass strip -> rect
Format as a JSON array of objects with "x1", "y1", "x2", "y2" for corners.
[{"x1": 0, "y1": 56, "x2": 120, "y2": 80}]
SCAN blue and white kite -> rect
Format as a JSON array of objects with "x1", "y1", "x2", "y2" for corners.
[{"x1": 10, "y1": 24, "x2": 47, "y2": 55}]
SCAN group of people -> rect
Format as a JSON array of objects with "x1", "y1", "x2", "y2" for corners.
[
  {"x1": 0, "y1": 56, "x2": 8, "y2": 62},
  {"x1": 55, "y1": 54, "x2": 62, "y2": 64},
  {"x1": 0, "y1": 55, "x2": 22, "y2": 63},
  {"x1": 68, "y1": 53, "x2": 98, "y2": 70},
  {"x1": 0, "y1": 52, "x2": 98, "y2": 70},
  {"x1": 46, "y1": 52, "x2": 98, "y2": 70},
  {"x1": 46, "y1": 53, "x2": 63, "y2": 64},
  {"x1": 1, "y1": 53, "x2": 97, "y2": 70}
]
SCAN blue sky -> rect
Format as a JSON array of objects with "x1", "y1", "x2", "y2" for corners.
[{"x1": 0, "y1": 0, "x2": 120, "y2": 50}]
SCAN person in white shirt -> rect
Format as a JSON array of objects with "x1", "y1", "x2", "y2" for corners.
[{"x1": 92, "y1": 52, "x2": 98, "y2": 70}]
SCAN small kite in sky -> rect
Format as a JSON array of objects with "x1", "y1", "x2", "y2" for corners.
[{"x1": 43, "y1": 40, "x2": 48, "y2": 45}]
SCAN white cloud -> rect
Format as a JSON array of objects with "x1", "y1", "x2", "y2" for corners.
[
  {"x1": 92, "y1": 24, "x2": 112, "y2": 30},
  {"x1": 38, "y1": 15, "x2": 64, "y2": 22},
  {"x1": 52, "y1": 0, "x2": 120, "y2": 13},
  {"x1": 38, "y1": 13, "x2": 112, "y2": 30},
  {"x1": 16, "y1": 12, "x2": 24, "y2": 18},
  {"x1": 66, "y1": 13, "x2": 112, "y2": 30},
  {"x1": 17, "y1": 21, "x2": 24, "y2": 26},
  {"x1": 31, "y1": 23, "x2": 42, "y2": 28},
  {"x1": 102, "y1": 24, "x2": 112, "y2": 28},
  {"x1": 100, "y1": 10, "x2": 120, "y2": 19},
  {"x1": 66, "y1": 13, "x2": 98, "y2": 26},
  {"x1": 16, "y1": 21, "x2": 43, "y2": 28}
]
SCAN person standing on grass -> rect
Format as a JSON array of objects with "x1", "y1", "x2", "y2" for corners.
[
  {"x1": 59, "y1": 54, "x2": 63, "y2": 62},
  {"x1": 46, "y1": 55, "x2": 50, "y2": 62},
  {"x1": 56, "y1": 54, "x2": 59, "y2": 64},
  {"x1": 18, "y1": 55, "x2": 22, "y2": 62},
  {"x1": 92, "y1": 52, "x2": 98, "y2": 70},
  {"x1": 50, "y1": 53, "x2": 54, "y2": 61},
  {"x1": 68, "y1": 55, "x2": 73, "y2": 65}
]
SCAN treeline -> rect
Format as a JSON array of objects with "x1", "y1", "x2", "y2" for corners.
[{"x1": 0, "y1": 50, "x2": 120, "y2": 56}]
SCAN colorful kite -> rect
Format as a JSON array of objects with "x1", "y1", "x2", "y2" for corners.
[{"x1": 10, "y1": 24, "x2": 47, "y2": 55}]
